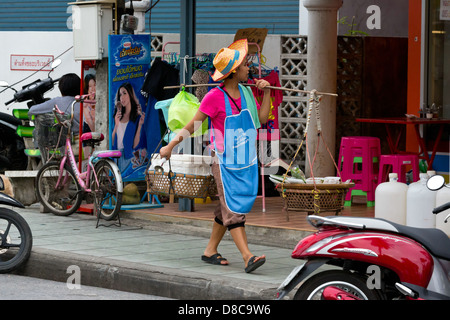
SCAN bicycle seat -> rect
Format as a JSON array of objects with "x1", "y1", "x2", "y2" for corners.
[{"x1": 80, "y1": 132, "x2": 104, "y2": 143}]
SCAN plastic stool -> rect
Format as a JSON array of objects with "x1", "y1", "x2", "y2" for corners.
[
  {"x1": 378, "y1": 154, "x2": 420, "y2": 184},
  {"x1": 338, "y1": 136, "x2": 381, "y2": 207}
]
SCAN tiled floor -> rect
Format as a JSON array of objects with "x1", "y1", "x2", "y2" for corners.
[
  {"x1": 130, "y1": 195, "x2": 375, "y2": 232},
  {"x1": 20, "y1": 205, "x2": 301, "y2": 287}
]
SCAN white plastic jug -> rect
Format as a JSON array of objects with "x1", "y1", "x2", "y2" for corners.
[
  {"x1": 406, "y1": 173, "x2": 436, "y2": 228},
  {"x1": 375, "y1": 173, "x2": 408, "y2": 224},
  {"x1": 435, "y1": 186, "x2": 450, "y2": 236}
]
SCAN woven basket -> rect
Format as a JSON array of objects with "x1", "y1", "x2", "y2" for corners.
[
  {"x1": 277, "y1": 183, "x2": 354, "y2": 221},
  {"x1": 147, "y1": 170, "x2": 216, "y2": 200}
]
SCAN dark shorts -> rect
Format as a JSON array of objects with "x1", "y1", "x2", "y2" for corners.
[{"x1": 211, "y1": 161, "x2": 246, "y2": 230}]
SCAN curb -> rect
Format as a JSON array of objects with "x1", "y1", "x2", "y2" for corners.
[{"x1": 15, "y1": 247, "x2": 278, "y2": 300}]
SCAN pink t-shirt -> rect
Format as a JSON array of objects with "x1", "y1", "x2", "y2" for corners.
[{"x1": 199, "y1": 86, "x2": 260, "y2": 152}]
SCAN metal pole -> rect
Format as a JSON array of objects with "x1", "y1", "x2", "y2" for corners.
[
  {"x1": 179, "y1": 0, "x2": 196, "y2": 212},
  {"x1": 180, "y1": 0, "x2": 196, "y2": 87}
]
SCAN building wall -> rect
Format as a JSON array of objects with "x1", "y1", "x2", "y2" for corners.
[
  {"x1": 0, "y1": 32, "x2": 80, "y2": 113},
  {"x1": 0, "y1": 0, "x2": 299, "y2": 34},
  {"x1": 0, "y1": 0, "x2": 72, "y2": 31},
  {"x1": 151, "y1": 0, "x2": 299, "y2": 34},
  {"x1": 1, "y1": 0, "x2": 295, "y2": 112}
]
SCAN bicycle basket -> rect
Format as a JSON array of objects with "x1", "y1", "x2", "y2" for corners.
[{"x1": 33, "y1": 112, "x2": 70, "y2": 150}]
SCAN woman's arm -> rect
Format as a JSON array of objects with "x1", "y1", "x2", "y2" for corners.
[
  {"x1": 111, "y1": 109, "x2": 121, "y2": 146},
  {"x1": 159, "y1": 109, "x2": 208, "y2": 159},
  {"x1": 254, "y1": 79, "x2": 271, "y2": 124},
  {"x1": 133, "y1": 110, "x2": 145, "y2": 149}
]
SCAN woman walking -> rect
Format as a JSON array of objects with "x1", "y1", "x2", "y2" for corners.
[{"x1": 160, "y1": 39, "x2": 271, "y2": 273}]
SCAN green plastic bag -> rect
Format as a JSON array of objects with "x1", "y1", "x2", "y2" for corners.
[{"x1": 168, "y1": 89, "x2": 208, "y2": 137}]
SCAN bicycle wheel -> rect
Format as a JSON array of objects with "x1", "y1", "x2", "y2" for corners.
[
  {"x1": 35, "y1": 161, "x2": 82, "y2": 216},
  {"x1": 0, "y1": 208, "x2": 33, "y2": 273},
  {"x1": 91, "y1": 159, "x2": 122, "y2": 221}
]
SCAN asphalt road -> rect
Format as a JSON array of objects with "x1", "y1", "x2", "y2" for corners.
[{"x1": 0, "y1": 273, "x2": 172, "y2": 300}]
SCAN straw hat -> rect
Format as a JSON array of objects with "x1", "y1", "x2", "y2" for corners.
[{"x1": 211, "y1": 38, "x2": 248, "y2": 81}]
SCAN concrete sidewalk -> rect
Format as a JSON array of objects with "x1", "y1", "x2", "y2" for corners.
[{"x1": 12, "y1": 204, "x2": 312, "y2": 300}]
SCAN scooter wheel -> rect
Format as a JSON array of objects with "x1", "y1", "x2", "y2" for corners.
[
  {"x1": 293, "y1": 270, "x2": 382, "y2": 300},
  {"x1": 0, "y1": 208, "x2": 33, "y2": 273}
]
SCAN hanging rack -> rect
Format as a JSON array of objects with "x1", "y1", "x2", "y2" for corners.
[
  {"x1": 163, "y1": 82, "x2": 338, "y2": 97},
  {"x1": 161, "y1": 41, "x2": 180, "y2": 61}
]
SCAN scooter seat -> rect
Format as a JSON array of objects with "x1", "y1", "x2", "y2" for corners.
[
  {"x1": 388, "y1": 220, "x2": 450, "y2": 261},
  {"x1": 322, "y1": 216, "x2": 450, "y2": 261}
]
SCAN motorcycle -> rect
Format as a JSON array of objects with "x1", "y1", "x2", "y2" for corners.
[
  {"x1": 276, "y1": 174, "x2": 450, "y2": 300},
  {"x1": 0, "y1": 175, "x2": 33, "y2": 273},
  {"x1": 0, "y1": 59, "x2": 61, "y2": 172}
]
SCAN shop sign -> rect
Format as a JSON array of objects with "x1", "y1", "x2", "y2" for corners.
[
  {"x1": 440, "y1": 0, "x2": 450, "y2": 20},
  {"x1": 10, "y1": 55, "x2": 54, "y2": 71}
]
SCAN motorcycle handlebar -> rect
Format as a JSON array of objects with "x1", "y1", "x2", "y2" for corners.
[
  {"x1": 432, "y1": 202, "x2": 450, "y2": 215},
  {"x1": 5, "y1": 98, "x2": 15, "y2": 106},
  {"x1": 5, "y1": 77, "x2": 57, "y2": 106}
]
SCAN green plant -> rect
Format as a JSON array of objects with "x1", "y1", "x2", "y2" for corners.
[{"x1": 338, "y1": 16, "x2": 369, "y2": 36}]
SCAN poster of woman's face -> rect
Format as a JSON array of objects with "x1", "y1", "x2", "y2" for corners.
[
  {"x1": 82, "y1": 66, "x2": 96, "y2": 158},
  {"x1": 108, "y1": 34, "x2": 152, "y2": 182}
]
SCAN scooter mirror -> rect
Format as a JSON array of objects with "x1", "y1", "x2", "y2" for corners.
[
  {"x1": 427, "y1": 175, "x2": 446, "y2": 191},
  {"x1": 0, "y1": 81, "x2": 9, "y2": 87},
  {"x1": 51, "y1": 59, "x2": 62, "y2": 69}
]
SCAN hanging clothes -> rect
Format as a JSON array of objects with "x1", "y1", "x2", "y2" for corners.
[
  {"x1": 191, "y1": 69, "x2": 210, "y2": 102},
  {"x1": 141, "y1": 57, "x2": 180, "y2": 101},
  {"x1": 143, "y1": 94, "x2": 162, "y2": 156}
]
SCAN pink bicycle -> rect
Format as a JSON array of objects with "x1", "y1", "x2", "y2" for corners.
[{"x1": 35, "y1": 95, "x2": 123, "y2": 225}]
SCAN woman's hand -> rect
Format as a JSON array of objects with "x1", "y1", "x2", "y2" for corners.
[
  {"x1": 114, "y1": 108, "x2": 122, "y2": 126},
  {"x1": 159, "y1": 145, "x2": 172, "y2": 160},
  {"x1": 137, "y1": 105, "x2": 145, "y2": 126},
  {"x1": 138, "y1": 112, "x2": 145, "y2": 126},
  {"x1": 254, "y1": 79, "x2": 270, "y2": 93}
]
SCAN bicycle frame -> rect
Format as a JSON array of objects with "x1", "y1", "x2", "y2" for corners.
[
  {"x1": 52, "y1": 96, "x2": 99, "y2": 194},
  {"x1": 56, "y1": 133, "x2": 98, "y2": 194},
  {"x1": 46, "y1": 96, "x2": 123, "y2": 223}
]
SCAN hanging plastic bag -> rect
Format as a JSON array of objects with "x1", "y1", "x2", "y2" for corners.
[{"x1": 168, "y1": 89, "x2": 208, "y2": 137}]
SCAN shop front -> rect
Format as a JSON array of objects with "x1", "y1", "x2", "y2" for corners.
[{"x1": 413, "y1": 0, "x2": 450, "y2": 177}]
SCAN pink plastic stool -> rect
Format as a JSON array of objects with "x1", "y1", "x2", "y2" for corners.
[
  {"x1": 338, "y1": 136, "x2": 381, "y2": 206},
  {"x1": 378, "y1": 154, "x2": 420, "y2": 184}
]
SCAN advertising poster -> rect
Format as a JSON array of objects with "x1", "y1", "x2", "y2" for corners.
[{"x1": 108, "y1": 34, "x2": 159, "y2": 182}]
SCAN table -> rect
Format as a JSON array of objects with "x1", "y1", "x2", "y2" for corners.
[{"x1": 356, "y1": 117, "x2": 450, "y2": 170}]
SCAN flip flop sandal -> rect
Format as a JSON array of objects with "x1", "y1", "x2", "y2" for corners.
[
  {"x1": 201, "y1": 253, "x2": 228, "y2": 265},
  {"x1": 245, "y1": 256, "x2": 266, "y2": 273}
]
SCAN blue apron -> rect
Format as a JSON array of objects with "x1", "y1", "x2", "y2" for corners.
[{"x1": 213, "y1": 85, "x2": 259, "y2": 214}]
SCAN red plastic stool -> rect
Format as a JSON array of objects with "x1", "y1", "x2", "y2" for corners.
[
  {"x1": 378, "y1": 154, "x2": 420, "y2": 184},
  {"x1": 338, "y1": 136, "x2": 381, "y2": 207}
]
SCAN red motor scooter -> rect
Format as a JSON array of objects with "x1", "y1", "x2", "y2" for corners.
[{"x1": 277, "y1": 175, "x2": 450, "y2": 300}]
